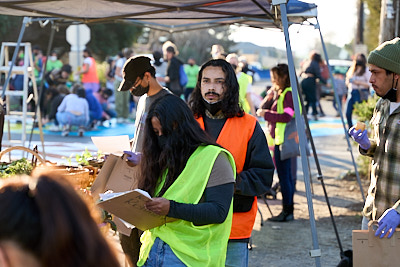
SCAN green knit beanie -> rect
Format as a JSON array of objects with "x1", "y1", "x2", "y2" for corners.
[{"x1": 368, "y1": 37, "x2": 400, "y2": 74}]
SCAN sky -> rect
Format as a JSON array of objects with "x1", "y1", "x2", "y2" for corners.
[{"x1": 230, "y1": 0, "x2": 358, "y2": 57}]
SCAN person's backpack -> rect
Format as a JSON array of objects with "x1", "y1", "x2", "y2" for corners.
[{"x1": 179, "y1": 64, "x2": 188, "y2": 88}]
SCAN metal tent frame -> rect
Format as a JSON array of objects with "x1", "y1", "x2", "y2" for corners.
[{"x1": 0, "y1": 1, "x2": 364, "y2": 265}]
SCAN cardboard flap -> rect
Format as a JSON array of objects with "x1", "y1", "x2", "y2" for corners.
[{"x1": 91, "y1": 154, "x2": 140, "y2": 198}]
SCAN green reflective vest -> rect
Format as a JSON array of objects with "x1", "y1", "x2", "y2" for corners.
[
  {"x1": 238, "y1": 72, "x2": 252, "y2": 113},
  {"x1": 275, "y1": 87, "x2": 301, "y2": 145},
  {"x1": 138, "y1": 145, "x2": 236, "y2": 267}
]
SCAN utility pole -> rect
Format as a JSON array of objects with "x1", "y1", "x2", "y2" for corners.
[
  {"x1": 356, "y1": 0, "x2": 364, "y2": 44},
  {"x1": 355, "y1": 0, "x2": 367, "y2": 55},
  {"x1": 379, "y1": 0, "x2": 398, "y2": 43}
]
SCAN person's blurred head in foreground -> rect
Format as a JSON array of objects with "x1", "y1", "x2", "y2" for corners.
[{"x1": 0, "y1": 169, "x2": 119, "y2": 267}]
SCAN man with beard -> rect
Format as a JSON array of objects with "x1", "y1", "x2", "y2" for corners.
[
  {"x1": 117, "y1": 55, "x2": 171, "y2": 266},
  {"x1": 189, "y1": 59, "x2": 274, "y2": 267},
  {"x1": 349, "y1": 37, "x2": 400, "y2": 239}
]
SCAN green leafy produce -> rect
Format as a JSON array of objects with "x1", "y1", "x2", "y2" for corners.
[{"x1": 0, "y1": 158, "x2": 33, "y2": 178}]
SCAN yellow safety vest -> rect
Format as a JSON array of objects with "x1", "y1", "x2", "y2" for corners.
[{"x1": 138, "y1": 145, "x2": 236, "y2": 267}]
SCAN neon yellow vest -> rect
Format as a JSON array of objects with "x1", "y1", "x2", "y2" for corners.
[
  {"x1": 275, "y1": 87, "x2": 301, "y2": 145},
  {"x1": 138, "y1": 145, "x2": 236, "y2": 267},
  {"x1": 238, "y1": 73, "x2": 251, "y2": 113}
]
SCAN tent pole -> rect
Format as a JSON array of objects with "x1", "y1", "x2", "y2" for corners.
[
  {"x1": 274, "y1": 1, "x2": 321, "y2": 266},
  {"x1": 0, "y1": 17, "x2": 31, "y2": 151},
  {"x1": 28, "y1": 21, "x2": 57, "y2": 156},
  {"x1": 316, "y1": 18, "x2": 365, "y2": 202}
]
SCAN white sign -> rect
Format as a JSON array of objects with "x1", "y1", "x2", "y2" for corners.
[{"x1": 66, "y1": 24, "x2": 91, "y2": 51}]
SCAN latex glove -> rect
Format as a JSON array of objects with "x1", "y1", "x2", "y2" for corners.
[
  {"x1": 123, "y1": 151, "x2": 141, "y2": 165},
  {"x1": 375, "y1": 208, "x2": 400, "y2": 238},
  {"x1": 348, "y1": 127, "x2": 371, "y2": 150}
]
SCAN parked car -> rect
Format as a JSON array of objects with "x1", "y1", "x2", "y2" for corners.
[{"x1": 320, "y1": 59, "x2": 352, "y2": 97}]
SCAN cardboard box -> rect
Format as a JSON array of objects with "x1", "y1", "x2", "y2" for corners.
[
  {"x1": 91, "y1": 154, "x2": 141, "y2": 235},
  {"x1": 91, "y1": 154, "x2": 140, "y2": 198}
]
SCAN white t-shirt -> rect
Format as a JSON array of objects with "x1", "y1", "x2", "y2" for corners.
[
  {"x1": 390, "y1": 102, "x2": 400, "y2": 115},
  {"x1": 115, "y1": 57, "x2": 126, "y2": 80},
  {"x1": 83, "y1": 57, "x2": 92, "y2": 67}
]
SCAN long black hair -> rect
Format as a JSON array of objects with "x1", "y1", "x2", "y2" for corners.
[
  {"x1": 139, "y1": 94, "x2": 218, "y2": 197},
  {"x1": 189, "y1": 59, "x2": 244, "y2": 118}
]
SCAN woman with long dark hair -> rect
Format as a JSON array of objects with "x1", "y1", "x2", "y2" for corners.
[
  {"x1": 345, "y1": 53, "x2": 371, "y2": 129},
  {"x1": 257, "y1": 63, "x2": 296, "y2": 222},
  {"x1": 137, "y1": 94, "x2": 236, "y2": 267}
]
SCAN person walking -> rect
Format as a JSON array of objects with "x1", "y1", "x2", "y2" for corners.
[
  {"x1": 257, "y1": 63, "x2": 297, "y2": 222},
  {"x1": 300, "y1": 52, "x2": 327, "y2": 120},
  {"x1": 189, "y1": 59, "x2": 275, "y2": 267},
  {"x1": 137, "y1": 94, "x2": 236, "y2": 266},
  {"x1": 348, "y1": 37, "x2": 400, "y2": 238},
  {"x1": 117, "y1": 55, "x2": 172, "y2": 266},
  {"x1": 164, "y1": 45, "x2": 184, "y2": 97},
  {"x1": 345, "y1": 53, "x2": 371, "y2": 129}
]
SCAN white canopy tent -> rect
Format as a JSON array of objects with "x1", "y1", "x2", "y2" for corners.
[{"x1": 0, "y1": 1, "x2": 358, "y2": 265}]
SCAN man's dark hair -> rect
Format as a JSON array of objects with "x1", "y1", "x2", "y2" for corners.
[
  {"x1": 189, "y1": 59, "x2": 244, "y2": 118},
  {"x1": 139, "y1": 94, "x2": 218, "y2": 197},
  {"x1": 103, "y1": 88, "x2": 113, "y2": 97}
]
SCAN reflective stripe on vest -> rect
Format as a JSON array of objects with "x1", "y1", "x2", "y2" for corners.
[
  {"x1": 81, "y1": 57, "x2": 99, "y2": 83},
  {"x1": 196, "y1": 114, "x2": 258, "y2": 239},
  {"x1": 138, "y1": 145, "x2": 236, "y2": 267}
]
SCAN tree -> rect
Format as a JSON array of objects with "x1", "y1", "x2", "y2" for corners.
[
  {"x1": 364, "y1": 0, "x2": 381, "y2": 51},
  {"x1": 88, "y1": 22, "x2": 143, "y2": 60}
]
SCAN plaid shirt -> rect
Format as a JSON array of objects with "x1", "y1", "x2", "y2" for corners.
[{"x1": 361, "y1": 98, "x2": 400, "y2": 219}]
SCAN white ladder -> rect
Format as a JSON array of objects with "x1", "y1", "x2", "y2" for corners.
[{"x1": 0, "y1": 42, "x2": 45, "y2": 158}]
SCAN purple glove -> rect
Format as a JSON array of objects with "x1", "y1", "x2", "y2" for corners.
[
  {"x1": 348, "y1": 127, "x2": 371, "y2": 150},
  {"x1": 375, "y1": 208, "x2": 400, "y2": 238},
  {"x1": 123, "y1": 151, "x2": 141, "y2": 165}
]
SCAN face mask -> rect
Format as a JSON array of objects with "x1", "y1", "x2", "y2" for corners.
[
  {"x1": 130, "y1": 84, "x2": 149, "y2": 96},
  {"x1": 157, "y1": 135, "x2": 168, "y2": 149},
  {"x1": 355, "y1": 60, "x2": 363, "y2": 66},
  {"x1": 49, "y1": 56, "x2": 57, "y2": 61},
  {"x1": 202, "y1": 98, "x2": 222, "y2": 116},
  {"x1": 231, "y1": 64, "x2": 237, "y2": 70},
  {"x1": 381, "y1": 87, "x2": 398, "y2": 102}
]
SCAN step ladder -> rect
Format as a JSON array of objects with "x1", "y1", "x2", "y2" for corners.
[{"x1": 0, "y1": 42, "x2": 45, "y2": 158}]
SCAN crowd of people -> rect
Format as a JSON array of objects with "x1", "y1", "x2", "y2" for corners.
[{"x1": 8, "y1": 37, "x2": 400, "y2": 266}]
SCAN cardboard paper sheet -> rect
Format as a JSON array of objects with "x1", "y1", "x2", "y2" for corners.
[
  {"x1": 91, "y1": 135, "x2": 131, "y2": 155},
  {"x1": 97, "y1": 189, "x2": 176, "y2": 231}
]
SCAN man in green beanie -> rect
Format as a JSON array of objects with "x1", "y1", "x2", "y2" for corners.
[{"x1": 349, "y1": 37, "x2": 400, "y2": 238}]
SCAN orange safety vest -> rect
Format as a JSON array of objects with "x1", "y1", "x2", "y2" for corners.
[
  {"x1": 81, "y1": 57, "x2": 99, "y2": 83},
  {"x1": 196, "y1": 113, "x2": 258, "y2": 239}
]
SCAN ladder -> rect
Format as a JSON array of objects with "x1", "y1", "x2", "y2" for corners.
[{"x1": 0, "y1": 42, "x2": 45, "y2": 158}]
